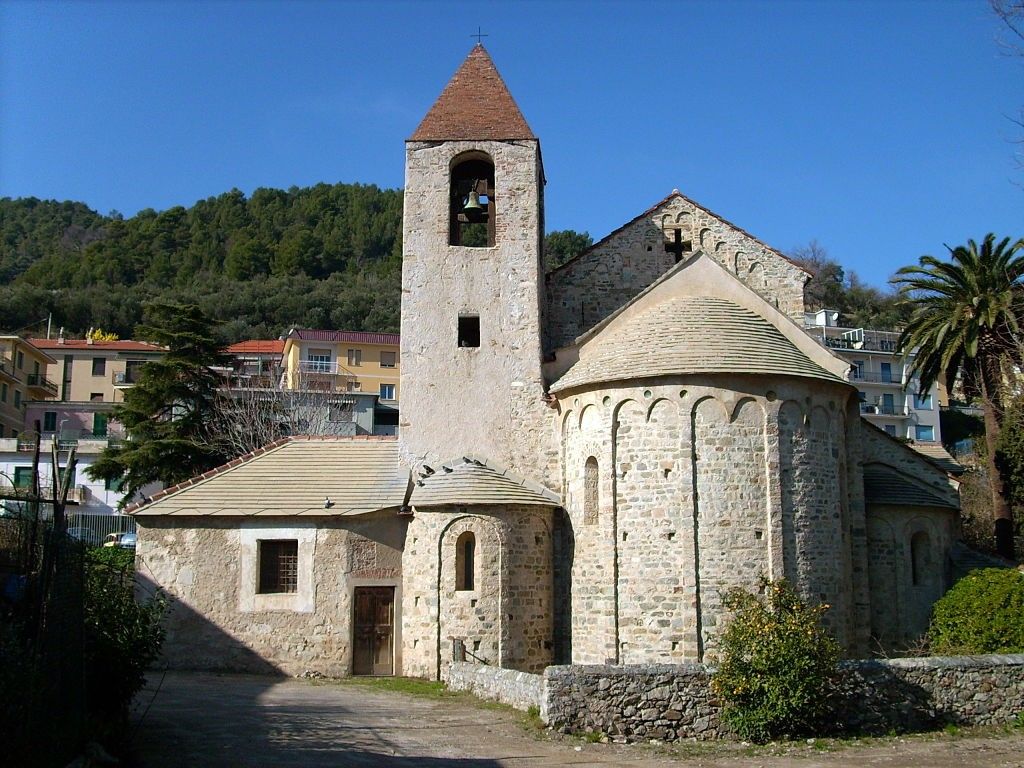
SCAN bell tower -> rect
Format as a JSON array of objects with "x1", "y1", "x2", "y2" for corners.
[{"x1": 399, "y1": 45, "x2": 551, "y2": 481}]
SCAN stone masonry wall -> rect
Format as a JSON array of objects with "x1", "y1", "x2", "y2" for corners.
[
  {"x1": 778, "y1": 401, "x2": 851, "y2": 646},
  {"x1": 557, "y1": 375, "x2": 864, "y2": 665},
  {"x1": 541, "y1": 655, "x2": 1024, "y2": 740},
  {"x1": 400, "y1": 139, "x2": 558, "y2": 489},
  {"x1": 401, "y1": 504, "x2": 554, "y2": 680},
  {"x1": 865, "y1": 504, "x2": 957, "y2": 648},
  {"x1": 444, "y1": 661, "x2": 543, "y2": 712},
  {"x1": 545, "y1": 194, "x2": 807, "y2": 351},
  {"x1": 136, "y1": 513, "x2": 406, "y2": 676}
]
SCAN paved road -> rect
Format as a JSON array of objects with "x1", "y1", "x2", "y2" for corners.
[{"x1": 126, "y1": 672, "x2": 1024, "y2": 768}]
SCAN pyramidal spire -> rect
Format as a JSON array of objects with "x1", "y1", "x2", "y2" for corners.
[{"x1": 409, "y1": 44, "x2": 535, "y2": 141}]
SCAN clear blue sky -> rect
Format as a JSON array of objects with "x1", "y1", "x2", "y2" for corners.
[{"x1": 1, "y1": 0, "x2": 1020, "y2": 288}]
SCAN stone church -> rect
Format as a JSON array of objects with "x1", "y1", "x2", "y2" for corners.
[{"x1": 133, "y1": 45, "x2": 960, "y2": 678}]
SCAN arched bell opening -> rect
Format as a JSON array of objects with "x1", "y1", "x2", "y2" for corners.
[{"x1": 449, "y1": 153, "x2": 495, "y2": 247}]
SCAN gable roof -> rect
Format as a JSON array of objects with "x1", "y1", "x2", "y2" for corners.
[
  {"x1": 129, "y1": 437, "x2": 408, "y2": 517},
  {"x1": 550, "y1": 252, "x2": 848, "y2": 394},
  {"x1": 411, "y1": 455, "x2": 560, "y2": 508},
  {"x1": 225, "y1": 340, "x2": 285, "y2": 355},
  {"x1": 908, "y1": 442, "x2": 965, "y2": 476},
  {"x1": 287, "y1": 328, "x2": 400, "y2": 346},
  {"x1": 409, "y1": 44, "x2": 535, "y2": 142},
  {"x1": 863, "y1": 463, "x2": 958, "y2": 509},
  {"x1": 546, "y1": 190, "x2": 809, "y2": 278},
  {"x1": 29, "y1": 338, "x2": 165, "y2": 353}
]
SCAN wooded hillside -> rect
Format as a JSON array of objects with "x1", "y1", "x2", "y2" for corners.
[{"x1": 0, "y1": 184, "x2": 403, "y2": 341}]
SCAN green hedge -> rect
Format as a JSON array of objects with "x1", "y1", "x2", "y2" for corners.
[{"x1": 928, "y1": 568, "x2": 1024, "y2": 654}]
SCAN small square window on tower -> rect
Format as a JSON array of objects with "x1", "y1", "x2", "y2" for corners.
[{"x1": 458, "y1": 315, "x2": 481, "y2": 348}]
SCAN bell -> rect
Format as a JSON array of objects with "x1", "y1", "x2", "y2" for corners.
[{"x1": 462, "y1": 190, "x2": 483, "y2": 214}]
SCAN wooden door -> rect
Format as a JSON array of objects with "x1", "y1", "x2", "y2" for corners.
[{"x1": 353, "y1": 587, "x2": 395, "y2": 676}]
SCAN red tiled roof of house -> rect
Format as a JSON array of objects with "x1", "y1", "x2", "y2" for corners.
[
  {"x1": 29, "y1": 338, "x2": 165, "y2": 352},
  {"x1": 409, "y1": 44, "x2": 535, "y2": 141},
  {"x1": 224, "y1": 340, "x2": 285, "y2": 355},
  {"x1": 287, "y1": 329, "x2": 400, "y2": 345}
]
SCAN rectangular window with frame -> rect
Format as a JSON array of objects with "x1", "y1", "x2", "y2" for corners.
[
  {"x1": 307, "y1": 349, "x2": 332, "y2": 373},
  {"x1": 13, "y1": 466, "x2": 33, "y2": 489},
  {"x1": 913, "y1": 392, "x2": 933, "y2": 410},
  {"x1": 90, "y1": 393, "x2": 104, "y2": 402},
  {"x1": 43, "y1": 411, "x2": 57, "y2": 432},
  {"x1": 379, "y1": 383, "x2": 395, "y2": 401},
  {"x1": 16, "y1": 351, "x2": 23, "y2": 369},
  {"x1": 379, "y1": 351, "x2": 396, "y2": 368},
  {"x1": 14, "y1": 390, "x2": 21, "y2": 409},
  {"x1": 258, "y1": 539, "x2": 298, "y2": 594},
  {"x1": 884, "y1": 424, "x2": 897, "y2": 436},
  {"x1": 915, "y1": 425, "x2": 935, "y2": 442},
  {"x1": 1, "y1": 382, "x2": 7, "y2": 402},
  {"x1": 92, "y1": 357, "x2": 106, "y2": 376},
  {"x1": 347, "y1": 348, "x2": 362, "y2": 367}
]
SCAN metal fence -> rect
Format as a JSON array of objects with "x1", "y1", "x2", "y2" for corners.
[
  {"x1": 66, "y1": 512, "x2": 136, "y2": 547},
  {"x1": 1, "y1": 517, "x2": 86, "y2": 768}
]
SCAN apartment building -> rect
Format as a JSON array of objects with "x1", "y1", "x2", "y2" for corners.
[
  {"x1": 222, "y1": 339, "x2": 286, "y2": 389},
  {"x1": 0, "y1": 335, "x2": 58, "y2": 439},
  {"x1": 804, "y1": 310, "x2": 942, "y2": 443},
  {"x1": 283, "y1": 329, "x2": 400, "y2": 434},
  {"x1": 26, "y1": 337, "x2": 165, "y2": 443}
]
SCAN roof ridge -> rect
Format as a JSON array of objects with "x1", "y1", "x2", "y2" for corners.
[{"x1": 546, "y1": 191, "x2": 809, "y2": 278}]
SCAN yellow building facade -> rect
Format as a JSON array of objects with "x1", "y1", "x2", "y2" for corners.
[
  {"x1": 0, "y1": 336, "x2": 58, "y2": 439},
  {"x1": 282, "y1": 329, "x2": 400, "y2": 403}
]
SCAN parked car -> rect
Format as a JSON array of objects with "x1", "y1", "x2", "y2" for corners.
[
  {"x1": 103, "y1": 532, "x2": 137, "y2": 549},
  {"x1": 67, "y1": 527, "x2": 100, "y2": 546}
]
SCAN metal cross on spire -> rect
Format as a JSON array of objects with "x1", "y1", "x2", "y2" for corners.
[{"x1": 471, "y1": 27, "x2": 488, "y2": 44}]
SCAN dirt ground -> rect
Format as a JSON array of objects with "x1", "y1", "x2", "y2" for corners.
[{"x1": 125, "y1": 672, "x2": 1024, "y2": 767}]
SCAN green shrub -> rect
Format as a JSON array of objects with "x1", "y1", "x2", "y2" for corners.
[
  {"x1": 711, "y1": 579, "x2": 840, "y2": 743},
  {"x1": 928, "y1": 568, "x2": 1024, "y2": 654},
  {"x1": 83, "y1": 546, "x2": 168, "y2": 730}
]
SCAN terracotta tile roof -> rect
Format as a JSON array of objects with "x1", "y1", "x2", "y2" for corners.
[
  {"x1": 224, "y1": 339, "x2": 285, "y2": 355},
  {"x1": 29, "y1": 338, "x2": 165, "y2": 353},
  {"x1": 409, "y1": 44, "x2": 535, "y2": 141},
  {"x1": 287, "y1": 329, "x2": 400, "y2": 345},
  {"x1": 127, "y1": 436, "x2": 407, "y2": 517},
  {"x1": 411, "y1": 455, "x2": 559, "y2": 508}
]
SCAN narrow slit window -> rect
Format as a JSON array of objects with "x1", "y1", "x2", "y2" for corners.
[
  {"x1": 258, "y1": 539, "x2": 298, "y2": 594},
  {"x1": 458, "y1": 315, "x2": 480, "y2": 348},
  {"x1": 456, "y1": 531, "x2": 476, "y2": 591}
]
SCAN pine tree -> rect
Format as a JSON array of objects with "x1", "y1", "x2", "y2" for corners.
[{"x1": 87, "y1": 302, "x2": 228, "y2": 503}]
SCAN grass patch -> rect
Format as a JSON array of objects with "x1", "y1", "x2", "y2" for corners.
[{"x1": 327, "y1": 676, "x2": 453, "y2": 698}]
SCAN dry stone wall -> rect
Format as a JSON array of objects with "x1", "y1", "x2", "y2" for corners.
[
  {"x1": 444, "y1": 661, "x2": 543, "y2": 712},
  {"x1": 545, "y1": 194, "x2": 807, "y2": 351},
  {"x1": 541, "y1": 655, "x2": 1024, "y2": 740}
]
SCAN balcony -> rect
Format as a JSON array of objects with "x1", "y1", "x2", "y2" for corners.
[
  {"x1": 0, "y1": 357, "x2": 21, "y2": 383},
  {"x1": 851, "y1": 370, "x2": 902, "y2": 385},
  {"x1": 293, "y1": 361, "x2": 357, "y2": 392},
  {"x1": 860, "y1": 403, "x2": 910, "y2": 417},
  {"x1": 25, "y1": 373, "x2": 58, "y2": 398}
]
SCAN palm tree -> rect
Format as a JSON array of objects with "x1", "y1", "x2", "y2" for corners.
[{"x1": 895, "y1": 234, "x2": 1024, "y2": 560}]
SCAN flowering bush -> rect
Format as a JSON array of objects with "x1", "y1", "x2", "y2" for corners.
[{"x1": 711, "y1": 578, "x2": 839, "y2": 743}]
